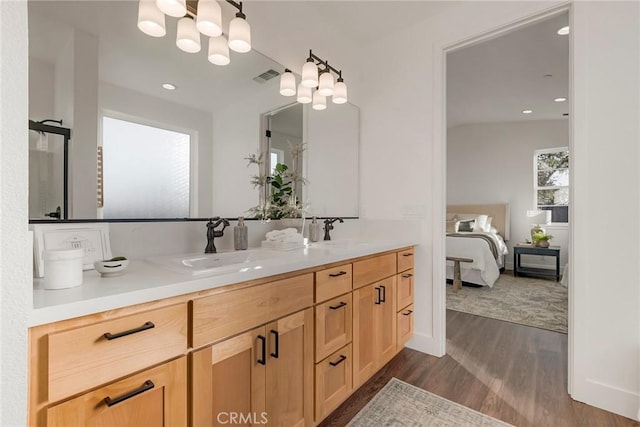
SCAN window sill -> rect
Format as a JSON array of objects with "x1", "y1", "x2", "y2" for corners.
[{"x1": 543, "y1": 223, "x2": 569, "y2": 230}]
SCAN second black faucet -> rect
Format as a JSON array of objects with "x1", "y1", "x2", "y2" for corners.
[
  {"x1": 323, "y1": 217, "x2": 344, "y2": 241},
  {"x1": 205, "y1": 217, "x2": 230, "y2": 254}
]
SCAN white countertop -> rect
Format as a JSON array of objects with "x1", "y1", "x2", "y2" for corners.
[{"x1": 30, "y1": 239, "x2": 416, "y2": 326}]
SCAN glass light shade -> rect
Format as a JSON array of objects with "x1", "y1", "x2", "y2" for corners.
[
  {"x1": 196, "y1": 0, "x2": 222, "y2": 37},
  {"x1": 297, "y1": 84, "x2": 312, "y2": 104},
  {"x1": 312, "y1": 91, "x2": 327, "y2": 110},
  {"x1": 138, "y1": 0, "x2": 166, "y2": 37},
  {"x1": 156, "y1": 0, "x2": 186, "y2": 17},
  {"x1": 301, "y1": 61, "x2": 318, "y2": 88},
  {"x1": 176, "y1": 17, "x2": 201, "y2": 53},
  {"x1": 280, "y1": 71, "x2": 296, "y2": 96},
  {"x1": 318, "y1": 72, "x2": 334, "y2": 97},
  {"x1": 228, "y1": 16, "x2": 251, "y2": 53},
  {"x1": 332, "y1": 81, "x2": 348, "y2": 104},
  {"x1": 208, "y1": 36, "x2": 230, "y2": 65}
]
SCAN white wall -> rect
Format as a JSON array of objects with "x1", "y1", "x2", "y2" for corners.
[
  {"x1": 28, "y1": 58, "x2": 54, "y2": 120},
  {"x1": 99, "y1": 82, "x2": 214, "y2": 217},
  {"x1": 0, "y1": 1, "x2": 30, "y2": 425},
  {"x1": 571, "y1": 1, "x2": 640, "y2": 419},
  {"x1": 447, "y1": 120, "x2": 569, "y2": 270}
]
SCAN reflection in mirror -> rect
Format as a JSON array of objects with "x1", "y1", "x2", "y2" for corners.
[{"x1": 28, "y1": 0, "x2": 360, "y2": 221}]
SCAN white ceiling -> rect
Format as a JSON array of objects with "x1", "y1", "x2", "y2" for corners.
[{"x1": 447, "y1": 13, "x2": 570, "y2": 128}]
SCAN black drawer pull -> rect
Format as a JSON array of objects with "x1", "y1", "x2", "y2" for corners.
[
  {"x1": 329, "y1": 302, "x2": 347, "y2": 310},
  {"x1": 257, "y1": 335, "x2": 266, "y2": 365},
  {"x1": 375, "y1": 287, "x2": 381, "y2": 305},
  {"x1": 103, "y1": 380, "x2": 154, "y2": 407},
  {"x1": 402, "y1": 273, "x2": 413, "y2": 278},
  {"x1": 329, "y1": 271, "x2": 347, "y2": 278},
  {"x1": 270, "y1": 329, "x2": 279, "y2": 358},
  {"x1": 403, "y1": 253, "x2": 414, "y2": 257},
  {"x1": 329, "y1": 355, "x2": 347, "y2": 367},
  {"x1": 403, "y1": 310, "x2": 413, "y2": 316},
  {"x1": 380, "y1": 285, "x2": 386, "y2": 303},
  {"x1": 103, "y1": 321, "x2": 155, "y2": 340}
]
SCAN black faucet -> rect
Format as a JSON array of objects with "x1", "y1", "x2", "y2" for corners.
[
  {"x1": 323, "y1": 217, "x2": 344, "y2": 241},
  {"x1": 205, "y1": 217, "x2": 230, "y2": 254}
]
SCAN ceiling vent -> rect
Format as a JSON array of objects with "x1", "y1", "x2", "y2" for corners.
[{"x1": 253, "y1": 69, "x2": 280, "y2": 83}]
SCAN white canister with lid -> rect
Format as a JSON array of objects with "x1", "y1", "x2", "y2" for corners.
[{"x1": 43, "y1": 248, "x2": 84, "y2": 290}]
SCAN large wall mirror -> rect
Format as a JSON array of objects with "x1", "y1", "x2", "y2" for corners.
[{"x1": 28, "y1": 0, "x2": 360, "y2": 221}]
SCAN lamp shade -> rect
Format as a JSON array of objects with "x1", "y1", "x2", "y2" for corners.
[
  {"x1": 318, "y1": 71, "x2": 334, "y2": 97},
  {"x1": 208, "y1": 36, "x2": 230, "y2": 65},
  {"x1": 301, "y1": 60, "x2": 318, "y2": 88},
  {"x1": 279, "y1": 70, "x2": 296, "y2": 96},
  {"x1": 297, "y1": 84, "x2": 312, "y2": 104},
  {"x1": 527, "y1": 210, "x2": 552, "y2": 224},
  {"x1": 176, "y1": 17, "x2": 201, "y2": 53},
  {"x1": 138, "y1": 0, "x2": 166, "y2": 37},
  {"x1": 196, "y1": 0, "x2": 222, "y2": 37},
  {"x1": 156, "y1": 0, "x2": 186, "y2": 17},
  {"x1": 228, "y1": 15, "x2": 251, "y2": 53},
  {"x1": 332, "y1": 80, "x2": 348, "y2": 104},
  {"x1": 312, "y1": 91, "x2": 327, "y2": 110}
]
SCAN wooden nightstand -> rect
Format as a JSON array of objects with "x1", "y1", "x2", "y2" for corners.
[{"x1": 513, "y1": 244, "x2": 561, "y2": 281}]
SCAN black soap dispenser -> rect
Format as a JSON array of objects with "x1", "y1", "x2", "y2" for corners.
[{"x1": 234, "y1": 217, "x2": 248, "y2": 250}]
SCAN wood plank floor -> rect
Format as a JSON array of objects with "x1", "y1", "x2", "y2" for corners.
[{"x1": 319, "y1": 310, "x2": 639, "y2": 427}]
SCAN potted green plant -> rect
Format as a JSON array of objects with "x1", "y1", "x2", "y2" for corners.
[{"x1": 532, "y1": 231, "x2": 553, "y2": 248}]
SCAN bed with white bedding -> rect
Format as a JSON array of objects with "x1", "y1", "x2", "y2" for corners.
[{"x1": 446, "y1": 204, "x2": 510, "y2": 287}]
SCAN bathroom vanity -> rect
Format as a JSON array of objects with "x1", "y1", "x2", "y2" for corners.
[{"x1": 28, "y1": 241, "x2": 415, "y2": 426}]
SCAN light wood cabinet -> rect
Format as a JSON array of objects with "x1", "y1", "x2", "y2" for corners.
[
  {"x1": 397, "y1": 248, "x2": 415, "y2": 273},
  {"x1": 47, "y1": 356, "x2": 187, "y2": 427},
  {"x1": 397, "y1": 304, "x2": 414, "y2": 349},
  {"x1": 397, "y1": 269, "x2": 414, "y2": 311},
  {"x1": 315, "y1": 264, "x2": 352, "y2": 303},
  {"x1": 315, "y1": 293, "x2": 352, "y2": 361},
  {"x1": 315, "y1": 344, "x2": 353, "y2": 421},
  {"x1": 353, "y1": 276, "x2": 397, "y2": 387},
  {"x1": 352, "y1": 253, "x2": 396, "y2": 289}
]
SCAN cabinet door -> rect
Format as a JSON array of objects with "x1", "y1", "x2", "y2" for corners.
[
  {"x1": 352, "y1": 283, "x2": 377, "y2": 387},
  {"x1": 377, "y1": 276, "x2": 397, "y2": 365},
  {"x1": 191, "y1": 326, "x2": 267, "y2": 427},
  {"x1": 396, "y1": 270, "x2": 414, "y2": 311},
  {"x1": 47, "y1": 356, "x2": 187, "y2": 427},
  {"x1": 265, "y1": 309, "x2": 313, "y2": 427},
  {"x1": 315, "y1": 293, "x2": 353, "y2": 361},
  {"x1": 315, "y1": 344, "x2": 353, "y2": 421},
  {"x1": 397, "y1": 304, "x2": 414, "y2": 350}
]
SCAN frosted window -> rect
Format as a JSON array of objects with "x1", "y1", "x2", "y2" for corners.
[{"x1": 102, "y1": 117, "x2": 190, "y2": 219}]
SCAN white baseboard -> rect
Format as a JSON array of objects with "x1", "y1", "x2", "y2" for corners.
[
  {"x1": 405, "y1": 332, "x2": 445, "y2": 357},
  {"x1": 572, "y1": 378, "x2": 640, "y2": 421}
]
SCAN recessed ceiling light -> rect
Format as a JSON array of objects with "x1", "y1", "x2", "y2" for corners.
[
  {"x1": 557, "y1": 26, "x2": 570, "y2": 35},
  {"x1": 522, "y1": 109, "x2": 533, "y2": 114},
  {"x1": 554, "y1": 97, "x2": 567, "y2": 102},
  {"x1": 162, "y1": 83, "x2": 176, "y2": 90}
]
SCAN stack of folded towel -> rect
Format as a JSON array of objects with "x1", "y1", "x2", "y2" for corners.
[{"x1": 262, "y1": 228, "x2": 304, "y2": 250}]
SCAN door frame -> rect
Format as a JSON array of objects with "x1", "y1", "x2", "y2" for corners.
[{"x1": 431, "y1": 2, "x2": 574, "y2": 393}]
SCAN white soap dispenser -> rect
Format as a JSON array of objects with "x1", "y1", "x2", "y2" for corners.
[
  {"x1": 309, "y1": 216, "x2": 321, "y2": 242},
  {"x1": 234, "y1": 217, "x2": 248, "y2": 250}
]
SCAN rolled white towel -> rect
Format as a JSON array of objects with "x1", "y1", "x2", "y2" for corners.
[{"x1": 265, "y1": 228, "x2": 301, "y2": 242}]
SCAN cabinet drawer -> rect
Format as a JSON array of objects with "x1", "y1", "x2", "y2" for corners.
[
  {"x1": 397, "y1": 304, "x2": 414, "y2": 349},
  {"x1": 397, "y1": 269, "x2": 414, "y2": 311},
  {"x1": 47, "y1": 304, "x2": 188, "y2": 402},
  {"x1": 47, "y1": 356, "x2": 187, "y2": 427},
  {"x1": 315, "y1": 264, "x2": 352, "y2": 303},
  {"x1": 315, "y1": 293, "x2": 352, "y2": 361},
  {"x1": 315, "y1": 344, "x2": 353, "y2": 421},
  {"x1": 397, "y1": 248, "x2": 415, "y2": 272},
  {"x1": 192, "y1": 273, "x2": 313, "y2": 348},
  {"x1": 352, "y1": 253, "x2": 396, "y2": 289}
]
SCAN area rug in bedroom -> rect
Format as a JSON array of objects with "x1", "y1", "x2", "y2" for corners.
[
  {"x1": 346, "y1": 378, "x2": 513, "y2": 426},
  {"x1": 447, "y1": 273, "x2": 568, "y2": 334}
]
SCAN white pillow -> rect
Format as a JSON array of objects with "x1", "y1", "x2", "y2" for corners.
[
  {"x1": 456, "y1": 213, "x2": 482, "y2": 221},
  {"x1": 473, "y1": 214, "x2": 489, "y2": 232},
  {"x1": 484, "y1": 216, "x2": 493, "y2": 233}
]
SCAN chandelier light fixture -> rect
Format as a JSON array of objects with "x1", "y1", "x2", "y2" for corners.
[
  {"x1": 280, "y1": 50, "x2": 348, "y2": 109},
  {"x1": 137, "y1": 0, "x2": 251, "y2": 66}
]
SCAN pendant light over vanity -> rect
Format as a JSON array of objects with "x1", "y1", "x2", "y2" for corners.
[
  {"x1": 137, "y1": 0, "x2": 251, "y2": 66},
  {"x1": 280, "y1": 50, "x2": 348, "y2": 110}
]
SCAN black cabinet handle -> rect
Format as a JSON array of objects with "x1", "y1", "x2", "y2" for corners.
[
  {"x1": 270, "y1": 329, "x2": 279, "y2": 358},
  {"x1": 103, "y1": 380, "x2": 154, "y2": 407},
  {"x1": 375, "y1": 287, "x2": 381, "y2": 305},
  {"x1": 329, "y1": 355, "x2": 347, "y2": 367},
  {"x1": 403, "y1": 310, "x2": 413, "y2": 316},
  {"x1": 257, "y1": 335, "x2": 266, "y2": 365},
  {"x1": 402, "y1": 273, "x2": 413, "y2": 278},
  {"x1": 103, "y1": 321, "x2": 154, "y2": 341},
  {"x1": 380, "y1": 285, "x2": 386, "y2": 303},
  {"x1": 403, "y1": 253, "x2": 414, "y2": 257},
  {"x1": 329, "y1": 301, "x2": 347, "y2": 310},
  {"x1": 329, "y1": 271, "x2": 347, "y2": 278}
]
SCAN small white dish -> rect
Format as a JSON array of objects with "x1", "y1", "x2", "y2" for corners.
[{"x1": 94, "y1": 259, "x2": 129, "y2": 277}]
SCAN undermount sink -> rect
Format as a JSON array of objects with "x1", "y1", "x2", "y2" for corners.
[{"x1": 147, "y1": 249, "x2": 283, "y2": 276}]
